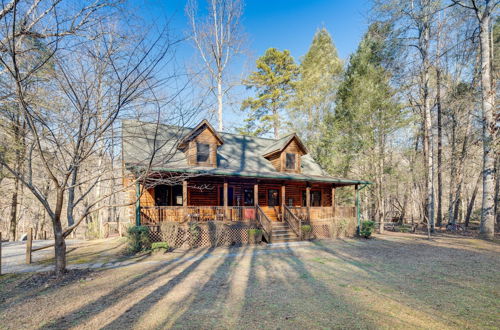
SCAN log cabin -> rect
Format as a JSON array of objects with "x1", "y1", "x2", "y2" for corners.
[{"x1": 122, "y1": 119, "x2": 370, "y2": 244}]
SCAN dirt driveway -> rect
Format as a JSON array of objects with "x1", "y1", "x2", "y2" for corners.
[{"x1": 0, "y1": 233, "x2": 499, "y2": 329}]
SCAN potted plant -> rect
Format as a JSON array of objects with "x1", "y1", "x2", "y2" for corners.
[
  {"x1": 248, "y1": 228, "x2": 263, "y2": 244},
  {"x1": 301, "y1": 225, "x2": 312, "y2": 240}
]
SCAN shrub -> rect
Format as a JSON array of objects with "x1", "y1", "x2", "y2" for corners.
[
  {"x1": 188, "y1": 223, "x2": 201, "y2": 247},
  {"x1": 247, "y1": 228, "x2": 262, "y2": 244},
  {"x1": 301, "y1": 225, "x2": 312, "y2": 233},
  {"x1": 248, "y1": 228, "x2": 262, "y2": 236},
  {"x1": 152, "y1": 242, "x2": 170, "y2": 253},
  {"x1": 360, "y1": 221, "x2": 375, "y2": 238},
  {"x1": 301, "y1": 225, "x2": 312, "y2": 240},
  {"x1": 127, "y1": 226, "x2": 151, "y2": 253}
]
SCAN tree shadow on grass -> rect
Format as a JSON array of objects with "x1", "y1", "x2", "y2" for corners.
[
  {"x1": 39, "y1": 248, "x2": 209, "y2": 329},
  {"x1": 161, "y1": 246, "x2": 250, "y2": 328},
  {"x1": 100, "y1": 246, "x2": 236, "y2": 329},
  {"x1": 239, "y1": 246, "x2": 379, "y2": 329},
  {"x1": 308, "y1": 238, "x2": 500, "y2": 328}
]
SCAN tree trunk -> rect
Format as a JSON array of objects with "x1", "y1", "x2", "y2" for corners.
[
  {"x1": 378, "y1": 133, "x2": 385, "y2": 234},
  {"x1": 436, "y1": 68, "x2": 443, "y2": 227},
  {"x1": 9, "y1": 176, "x2": 19, "y2": 241},
  {"x1": 478, "y1": 14, "x2": 496, "y2": 239},
  {"x1": 217, "y1": 72, "x2": 223, "y2": 131},
  {"x1": 272, "y1": 105, "x2": 279, "y2": 139},
  {"x1": 465, "y1": 173, "x2": 481, "y2": 228},
  {"x1": 422, "y1": 13, "x2": 434, "y2": 233},
  {"x1": 53, "y1": 189, "x2": 66, "y2": 276}
]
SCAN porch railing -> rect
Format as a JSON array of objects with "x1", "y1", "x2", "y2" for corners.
[
  {"x1": 140, "y1": 206, "x2": 257, "y2": 224},
  {"x1": 284, "y1": 205, "x2": 301, "y2": 239},
  {"x1": 288, "y1": 206, "x2": 355, "y2": 222},
  {"x1": 256, "y1": 205, "x2": 272, "y2": 243}
]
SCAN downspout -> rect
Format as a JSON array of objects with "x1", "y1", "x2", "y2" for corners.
[
  {"x1": 356, "y1": 183, "x2": 370, "y2": 235},
  {"x1": 135, "y1": 181, "x2": 141, "y2": 226}
]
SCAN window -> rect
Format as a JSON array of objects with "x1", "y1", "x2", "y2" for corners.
[
  {"x1": 154, "y1": 185, "x2": 169, "y2": 206},
  {"x1": 285, "y1": 153, "x2": 296, "y2": 170},
  {"x1": 154, "y1": 185, "x2": 182, "y2": 206},
  {"x1": 244, "y1": 188, "x2": 254, "y2": 206},
  {"x1": 302, "y1": 190, "x2": 322, "y2": 207},
  {"x1": 311, "y1": 191, "x2": 321, "y2": 206},
  {"x1": 268, "y1": 189, "x2": 279, "y2": 206},
  {"x1": 197, "y1": 143, "x2": 210, "y2": 163}
]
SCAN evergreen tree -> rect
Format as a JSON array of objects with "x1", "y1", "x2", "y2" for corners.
[
  {"x1": 239, "y1": 48, "x2": 299, "y2": 138},
  {"x1": 319, "y1": 23, "x2": 403, "y2": 228},
  {"x1": 289, "y1": 28, "x2": 343, "y2": 155}
]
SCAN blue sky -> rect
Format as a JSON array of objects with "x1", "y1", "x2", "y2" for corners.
[{"x1": 136, "y1": 0, "x2": 371, "y2": 130}]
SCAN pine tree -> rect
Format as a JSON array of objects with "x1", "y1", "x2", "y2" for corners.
[
  {"x1": 289, "y1": 28, "x2": 343, "y2": 155},
  {"x1": 239, "y1": 48, "x2": 299, "y2": 138},
  {"x1": 319, "y1": 23, "x2": 403, "y2": 230}
]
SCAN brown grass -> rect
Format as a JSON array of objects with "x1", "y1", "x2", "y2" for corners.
[{"x1": 1, "y1": 232, "x2": 499, "y2": 329}]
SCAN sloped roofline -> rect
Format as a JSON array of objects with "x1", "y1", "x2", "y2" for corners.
[
  {"x1": 262, "y1": 133, "x2": 308, "y2": 158},
  {"x1": 178, "y1": 119, "x2": 224, "y2": 148}
]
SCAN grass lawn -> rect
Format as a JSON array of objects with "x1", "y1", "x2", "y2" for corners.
[{"x1": 0, "y1": 232, "x2": 499, "y2": 329}]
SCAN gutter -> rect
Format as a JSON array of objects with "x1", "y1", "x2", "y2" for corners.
[{"x1": 127, "y1": 165, "x2": 372, "y2": 186}]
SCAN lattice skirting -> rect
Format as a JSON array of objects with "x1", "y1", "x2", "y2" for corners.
[
  {"x1": 308, "y1": 217, "x2": 357, "y2": 239},
  {"x1": 147, "y1": 221, "x2": 260, "y2": 248}
]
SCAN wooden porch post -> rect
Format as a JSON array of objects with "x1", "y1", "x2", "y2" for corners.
[
  {"x1": 331, "y1": 186, "x2": 336, "y2": 218},
  {"x1": 306, "y1": 185, "x2": 311, "y2": 221},
  {"x1": 355, "y1": 184, "x2": 360, "y2": 235},
  {"x1": 254, "y1": 183, "x2": 258, "y2": 206},
  {"x1": 182, "y1": 180, "x2": 188, "y2": 206},
  {"x1": 135, "y1": 181, "x2": 141, "y2": 226},
  {"x1": 281, "y1": 184, "x2": 286, "y2": 220},
  {"x1": 224, "y1": 181, "x2": 228, "y2": 219}
]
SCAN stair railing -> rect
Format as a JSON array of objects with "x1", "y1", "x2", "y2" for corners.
[
  {"x1": 256, "y1": 205, "x2": 272, "y2": 243},
  {"x1": 284, "y1": 205, "x2": 302, "y2": 239}
]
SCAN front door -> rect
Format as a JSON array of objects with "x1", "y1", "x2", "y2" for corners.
[{"x1": 268, "y1": 189, "x2": 279, "y2": 207}]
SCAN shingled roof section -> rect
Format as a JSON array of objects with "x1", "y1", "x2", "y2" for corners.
[
  {"x1": 121, "y1": 119, "x2": 371, "y2": 185},
  {"x1": 262, "y1": 133, "x2": 308, "y2": 157}
]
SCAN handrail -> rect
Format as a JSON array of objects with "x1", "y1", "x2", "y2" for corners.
[
  {"x1": 256, "y1": 205, "x2": 272, "y2": 242},
  {"x1": 284, "y1": 205, "x2": 302, "y2": 239}
]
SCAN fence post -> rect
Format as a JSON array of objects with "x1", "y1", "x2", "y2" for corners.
[
  {"x1": 44, "y1": 230, "x2": 47, "y2": 240},
  {"x1": 26, "y1": 227, "x2": 32, "y2": 264}
]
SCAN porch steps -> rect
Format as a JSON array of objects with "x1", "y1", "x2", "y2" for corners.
[{"x1": 270, "y1": 222, "x2": 300, "y2": 243}]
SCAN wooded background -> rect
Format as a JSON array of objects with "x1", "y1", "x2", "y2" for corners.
[{"x1": 0, "y1": 0, "x2": 498, "y2": 255}]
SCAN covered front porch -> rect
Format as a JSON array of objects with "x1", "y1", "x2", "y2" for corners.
[{"x1": 133, "y1": 175, "x2": 361, "y2": 225}]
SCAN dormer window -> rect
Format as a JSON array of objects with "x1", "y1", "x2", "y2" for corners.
[
  {"x1": 197, "y1": 143, "x2": 210, "y2": 163},
  {"x1": 285, "y1": 153, "x2": 296, "y2": 170}
]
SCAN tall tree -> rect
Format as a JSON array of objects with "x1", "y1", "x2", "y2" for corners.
[
  {"x1": 186, "y1": 0, "x2": 244, "y2": 131},
  {"x1": 321, "y1": 23, "x2": 403, "y2": 232},
  {"x1": 239, "y1": 48, "x2": 298, "y2": 138},
  {"x1": 289, "y1": 28, "x2": 343, "y2": 156},
  {"x1": 452, "y1": 0, "x2": 498, "y2": 239}
]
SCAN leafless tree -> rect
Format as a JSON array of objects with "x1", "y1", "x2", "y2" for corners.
[
  {"x1": 186, "y1": 0, "x2": 245, "y2": 131},
  {"x1": 0, "y1": 0, "x2": 187, "y2": 276},
  {"x1": 452, "y1": 0, "x2": 498, "y2": 239}
]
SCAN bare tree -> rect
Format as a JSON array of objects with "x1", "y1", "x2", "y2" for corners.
[
  {"x1": 0, "y1": 0, "x2": 182, "y2": 276},
  {"x1": 452, "y1": 0, "x2": 498, "y2": 238},
  {"x1": 186, "y1": 0, "x2": 244, "y2": 131}
]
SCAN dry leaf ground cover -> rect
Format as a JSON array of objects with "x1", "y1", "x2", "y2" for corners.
[{"x1": 0, "y1": 232, "x2": 499, "y2": 329}]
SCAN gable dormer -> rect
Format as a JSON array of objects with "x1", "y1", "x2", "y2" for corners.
[
  {"x1": 263, "y1": 134, "x2": 308, "y2": 173},
  {"x1": 178, "y1": 120, "x2": 223, "y2": 167}
]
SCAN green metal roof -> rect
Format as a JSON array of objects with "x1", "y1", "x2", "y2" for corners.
[{"x1": 122, "y1": 119, "x2": 372, "y2": 186}]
